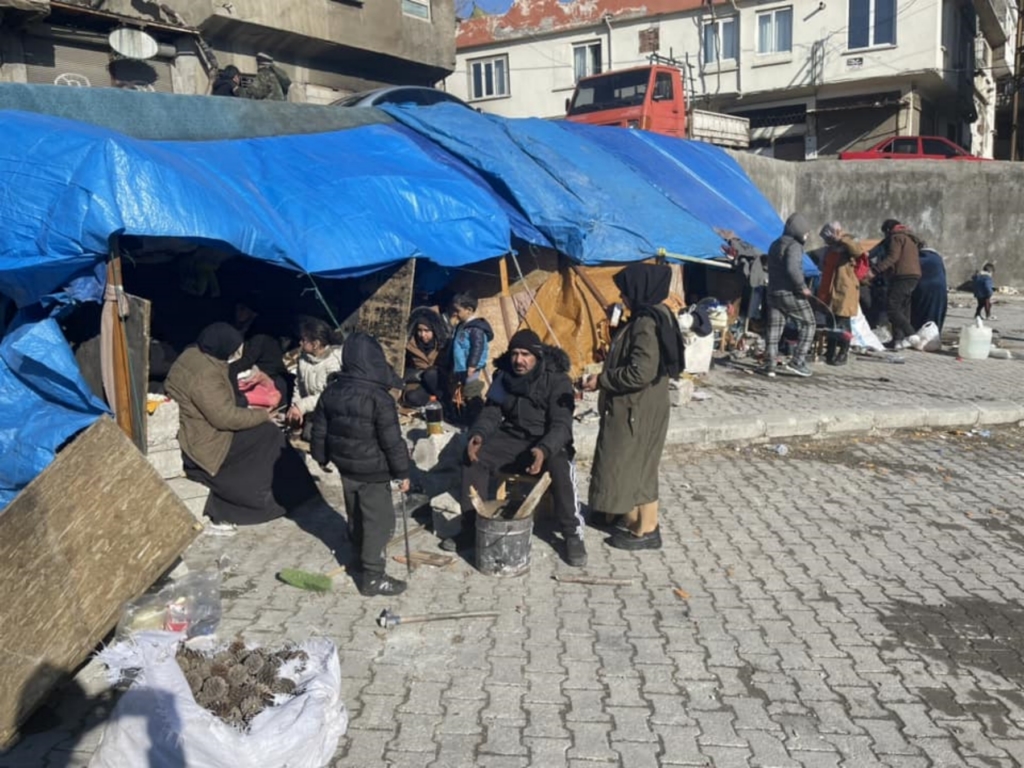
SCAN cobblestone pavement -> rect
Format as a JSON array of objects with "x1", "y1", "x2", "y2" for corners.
[{"x1": 7, "y1": 425, "x2": 1024, "y2": 767}]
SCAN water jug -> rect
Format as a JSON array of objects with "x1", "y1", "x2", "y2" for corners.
[
  {"x1": 425, "y1": 396, "x2": 443, "y2": 435},
  {"x1": 959, "y1": 318, "x2": 992, "y2": 360}
]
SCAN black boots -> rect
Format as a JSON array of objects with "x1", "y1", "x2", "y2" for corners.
[{"x1": 826, "y1": 337, "x2": 849, "y2": 366}]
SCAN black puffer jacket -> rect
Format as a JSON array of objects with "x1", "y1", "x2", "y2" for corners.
[
  {"x1": 471, "y1": 344, "x2": 575, "y2": 459},
  {"x1": 310, "y1": 332, "x2": 409, "y2": 482}
]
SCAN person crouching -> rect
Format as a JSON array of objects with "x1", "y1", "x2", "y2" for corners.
[
  {"x1": 310, "y1": 332, "x2": 410, "y2": 597},
  {"x1": 449, "y1": 329, "x2": 587, "y2": 567}
]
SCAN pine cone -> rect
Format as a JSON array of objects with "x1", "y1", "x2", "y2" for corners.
[
  {"x1": 271, "y1": 677, "x2": 297, "y2": 696},
  {"x1": 201, "y1": 675, "x2": 229, "y2": 704},
  {"x1": 256, "y1": 663, "x2": 277, "y2": 686},
  {"x1": 243, "y1": 652, "x2": 265, "y2": 676},
  {"x1": 185, "y1": 671, "x2": 205, "y2": 697},
  {"x1": 240, "y1": 695, "x2": 263, "y2": 719},
  {"x1": 226, "y1": 664, "x2": 249, "y2": 687}
]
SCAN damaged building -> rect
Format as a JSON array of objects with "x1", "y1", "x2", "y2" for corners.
[{"x1": 0, "y1": 0, "x2": 456, "y2": 103}]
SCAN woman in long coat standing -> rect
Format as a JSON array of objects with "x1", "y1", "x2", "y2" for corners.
[{"x1": 583, "y1": 263, "x2": 684, "y2": 550}]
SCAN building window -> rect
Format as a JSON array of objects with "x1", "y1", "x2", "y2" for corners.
[
  {"x1": 468, "y1": 55, "x2": 509, "y2": 101},
  {"x1": 703, "y1": 17, "x2": 738, "y2": 65},
  {"x1": 848, "y1": 0, "x2": 896, "y2": 49},
  {"x1": 573, "y1": 41, "x2": 602, "y2": 81},
  {"x1": 757, "y1": 7, "x2": 793, "y2": 55},
  {"x1": 402, "y1": 0, "x2": 430, "y2": 20}
]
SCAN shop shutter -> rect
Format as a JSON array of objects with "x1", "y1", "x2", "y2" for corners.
[{"x1": 22, "y1": 32, "x2": 176, "y2": 92}]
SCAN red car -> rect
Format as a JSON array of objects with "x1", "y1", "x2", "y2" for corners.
[{"x1": 839, "y1": 135, "x2": 985, "y2": 161}]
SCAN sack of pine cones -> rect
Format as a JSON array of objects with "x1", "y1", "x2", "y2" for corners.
[{"x1": 88, "y1": 631, "x2": 347, "y2": 768}]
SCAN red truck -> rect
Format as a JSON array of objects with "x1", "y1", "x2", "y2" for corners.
[{"x1": 564, "y1": 62, "x2": 749, "y2": 148}]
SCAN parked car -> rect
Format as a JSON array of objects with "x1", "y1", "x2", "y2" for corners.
[
  {"x1": 839, "y1": 136, "x2": 985, "y2": 161},
  {"x1": 331, "y1": 86, "x2": 470, "y2": 109}
]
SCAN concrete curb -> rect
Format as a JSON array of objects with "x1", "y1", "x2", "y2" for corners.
[{"x1": 571, "y1": 400, "x2": 1024, "y2": 460}]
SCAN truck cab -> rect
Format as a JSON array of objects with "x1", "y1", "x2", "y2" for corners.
[{"x1": 565, "y1": 65, "x2": 686, "y2": 137}]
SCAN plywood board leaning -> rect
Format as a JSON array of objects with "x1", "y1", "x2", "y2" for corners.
[
  {"x1": 355, "y1": 259, "x2": 416, "y2": 379},
  {"x1": 0, "y1": 416, "x2": 200, "y2": 748}
]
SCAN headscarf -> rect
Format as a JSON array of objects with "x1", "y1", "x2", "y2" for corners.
[
  {"x1": 614, "y1": 263, "x2": 685, "y2": 379},
  {"x1": 197, "y1": 322, "x2": 244, "y2": 361}
]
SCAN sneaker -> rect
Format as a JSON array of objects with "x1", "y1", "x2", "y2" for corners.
[
  {"x1": 893, "y1": 338, "x2": 912, "y2": 351},
  {"x1": 607, "y1": 526, "x2": 662, "y2": 551},
  {"x1": 907, "y1": 334, "x2": 922, "y2": 350},
  {"x1": 783, "y1": 359, "x2": 812, "y2": 377},
  {"x1": 359, "y1": 574, "x2": 407, "y2": 597},
  {"x1": 757, "y1": 361, "x2": 777, "y2": 378},
  {"x1": 565, "y1": 535, "x2": 588, "y2": 568},
  {"x1": 203, "y1": 519, "x2": 237, "y2": 536}
]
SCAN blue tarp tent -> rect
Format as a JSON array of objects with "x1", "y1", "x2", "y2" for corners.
[
  {"x1": 0, "y1": 319, "x2": 109, "y2": 509},
  {"x1": 381, "y1": 105, "x2": 727, "y2": 264},
  {"x1": 0, "y1": 110, "x2": 516, "y2": 308},
  {"x1": 0, "y1": 101, "x2": 800, "y2": 507}
]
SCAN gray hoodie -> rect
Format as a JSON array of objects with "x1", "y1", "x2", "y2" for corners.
[{"x1": 767, "y1": 213, "x2": 810, "y2": 293}]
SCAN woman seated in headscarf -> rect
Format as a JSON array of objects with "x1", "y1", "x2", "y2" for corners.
[
  {"x1": 582, "y1": 262, "x2": 686, "y2": 551},
  {"x1": 402, "y1": 306, "x2": 450, "y2": 408},
  {"x1": 165, "y1": 323, "x2": 320, "y2": 527}
]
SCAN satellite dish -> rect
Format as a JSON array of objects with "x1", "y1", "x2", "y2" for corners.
[{"x1": 109, "y1": 27, "x2": 159, "y2": 61}]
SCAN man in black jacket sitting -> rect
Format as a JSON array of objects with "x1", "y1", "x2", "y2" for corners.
[
  {"x1": 310, "y1": 332, "x2": 410, "y2": 596},
  {"x1": 446, "y1": 329, "x2": 587, "y2": 567}
]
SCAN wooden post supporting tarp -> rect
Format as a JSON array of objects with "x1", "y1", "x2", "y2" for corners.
[{"x1": 0, "y1": 416, "x2": 200, "y2": 748}]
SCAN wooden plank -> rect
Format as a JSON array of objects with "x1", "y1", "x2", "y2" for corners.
[
  {"x1": 355, "y1": 259, "x2": 416, "y2": 380},
  {"x1": 125, "y1": 294, "x2": 151, "y2": 452},
  {"x1": 0, "y1": 416, "x2": 200, "y2": 747}
]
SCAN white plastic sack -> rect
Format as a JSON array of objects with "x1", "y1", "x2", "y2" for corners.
[
  {"x1": 89, "y1": 631, "x2": 347, "y2": 768},
  {"x1": 913, "y1": 321, "x2": 941, "y2": 352},
  {"x1": 850, "y1": 309, "x2": 885, "y2": 352}
]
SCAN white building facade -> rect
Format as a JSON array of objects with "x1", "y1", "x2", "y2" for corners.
[{"x1": 447, "y1": 0, "x2": 1014, "y2": 159}]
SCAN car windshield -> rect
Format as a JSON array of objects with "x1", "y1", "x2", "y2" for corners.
[
  {"x1": 568, "y1": 70, "x2": 651, "y2": 116},
  {"x1": 333, "y1": 90, "x2": 377, "y2": 107}
]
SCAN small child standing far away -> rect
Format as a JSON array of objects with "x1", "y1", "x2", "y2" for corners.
[
  {"x1": 449, "y1": 292, "x2": 494, "y2": 426},
  {"x1": 973, "y1": 263, "x2": 995, "y2": 321},
  {"x1": 310, "y1": 332, "x2": 410, "y2": 597},
  {"x1": 287, "y1": 316, "x2": 342, "y2": 442}
]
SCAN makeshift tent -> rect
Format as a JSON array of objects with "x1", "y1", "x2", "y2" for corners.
[
  {"x1": 0, "y1": 319, "x2": 109, "y2": 508},
  {"x1": 381, "y1": 105, "x2": 726, "y2": 264}
]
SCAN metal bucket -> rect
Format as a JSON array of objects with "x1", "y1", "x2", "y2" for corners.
[{"x1": 475, "y1": 514, "x2": 532, "y2": 577}]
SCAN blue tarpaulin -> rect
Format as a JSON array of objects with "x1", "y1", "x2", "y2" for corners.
[
  {"x1": 0, "y1": 319, "x2": 109, "y2": 508},
  {"x1": 382, "y1": 105, "x2": 727, "y2": 264},
  {"x1": 0, "y1": 110, "x2": 515, "y2": 308},
  {"x1": 542, "y1": 123, "x2": 818, "y2": 277}
]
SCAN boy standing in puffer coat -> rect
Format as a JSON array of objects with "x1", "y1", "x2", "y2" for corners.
[{"x1": 311, "y1": 332, "x2": 410, "y2": 597}]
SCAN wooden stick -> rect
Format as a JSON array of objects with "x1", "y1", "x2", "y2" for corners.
[
  {"x1": 554, "y1": 575, "x2": 633, "y2": 586},
  {"x1": 512, "y1": 472, "x2": 551, "y2": 519}
]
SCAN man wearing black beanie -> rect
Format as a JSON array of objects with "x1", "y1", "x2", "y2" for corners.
[{"x1": 445, "y1": 329, "x2": 587, "y2": 567}]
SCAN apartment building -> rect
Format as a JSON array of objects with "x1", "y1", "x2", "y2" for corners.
[
  {"x1": 0, "y1": 0, "x2": 456, "y2": 103},
  {"x1": 448, "y1": 0, "x2": 1013, "y2": 159}
]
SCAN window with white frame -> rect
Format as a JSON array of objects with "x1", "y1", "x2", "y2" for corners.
[
  {"x1": 757, "y1": 7, "x2": 793, "y2": 55},
  {"x1": 573, "y1": 41, "x2": 602, "y2": 82},
  {"x1": 468, "y1": 54, "x2": 509, "y2": 101},
  {"x1": 402, "y1": 0, "x2": 430, "y2": 19},
  {"x1": 703, "y1": 16, "x2": 738, "y2": 65},
  {"x1": 848, "y1": 0, "x2": 896, "y2": 49}
]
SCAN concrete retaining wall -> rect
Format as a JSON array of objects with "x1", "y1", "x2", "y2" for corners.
[{"x1": 730, "y1": 153, "x2": 1024, "y2": 288}]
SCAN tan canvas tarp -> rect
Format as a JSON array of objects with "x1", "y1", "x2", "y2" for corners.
[{"x1": 0, "y1": 0, "x2": 49, "y2": 11}]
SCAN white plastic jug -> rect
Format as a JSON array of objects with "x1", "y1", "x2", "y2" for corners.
[{"x1": 959, "y1": 318, "x2": 992, "y2": 360}]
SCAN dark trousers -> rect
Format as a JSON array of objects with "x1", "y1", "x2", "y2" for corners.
[
  {"x1": 341, "y1": 477, "x2": 395, "y2": 576},
  {"x1": 403, "y1": 368, "x2": 444, "y2": 408},
  {"x1": 461, "y1": 430, "x2": 584, "y2": 537},
  {"x1": 887, "y1": 276, "x2": 919, "y2": 341},
  {"x1": 975, "y1": 296, "x2": 992, "y2": 319}
]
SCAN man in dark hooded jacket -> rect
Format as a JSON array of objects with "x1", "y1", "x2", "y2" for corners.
[
  {"x1": 311, "y1": 332, "x2": 410, "y2": 597},
  {"x1": 763, "y1": 212, "x2": 815, "y2": 378},
  {"x1": 446, "y1": 329, "x2": 587, "y2": 567}
]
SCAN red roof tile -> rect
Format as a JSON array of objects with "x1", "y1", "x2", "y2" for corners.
[{"x1": 458, "y1": 0, "x2": 725, "y2": 49}]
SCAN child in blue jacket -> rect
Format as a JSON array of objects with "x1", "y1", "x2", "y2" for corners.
[
  {"x1": 973, "y1": 263, "x2": 994, "y2": 321},
  {"x1": 449, "y1": 292, "x2": 493, "y2": 426}
]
